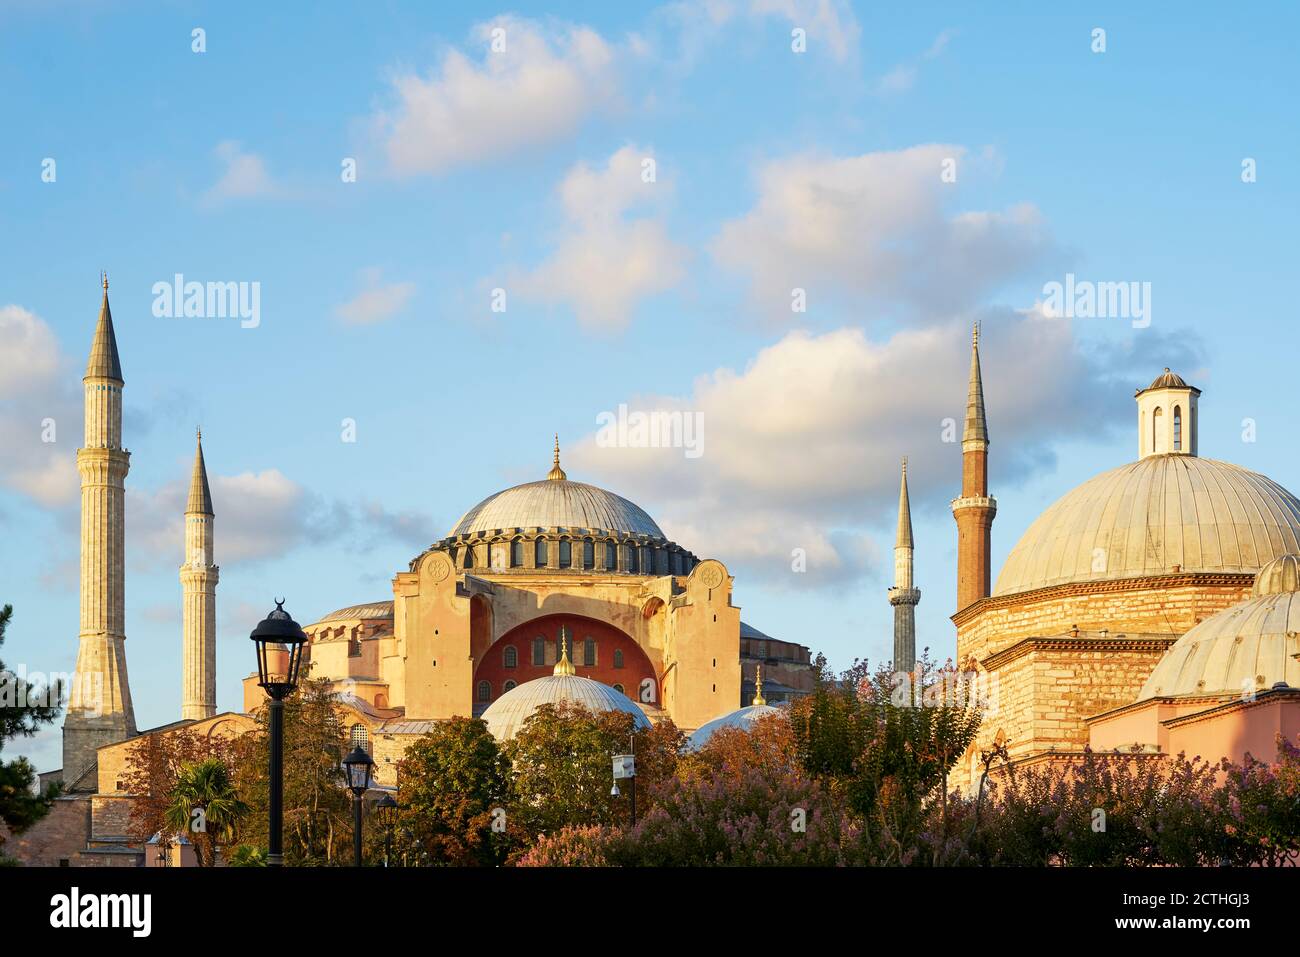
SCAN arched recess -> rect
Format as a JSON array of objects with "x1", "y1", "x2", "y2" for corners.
[
  {"x1": 470, "y1": 593, "x2": 494, "y2": 661},
  {"x1": 472, "y1": 613, "x2": 658, "y2": 707}
]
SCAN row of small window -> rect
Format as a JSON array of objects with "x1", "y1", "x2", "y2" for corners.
[
  {"x1": 477, "y1": 679, "x2": 625, "y2": 702},
  {"x1": 460, "y1": 538, "x2": 680, "y2": 574},
  {"x1": 502, "y1": 640, "x2": 623, "y2": 669}
]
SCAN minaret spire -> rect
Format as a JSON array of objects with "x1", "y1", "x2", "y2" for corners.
[
  {"x1": 889, "y1": 457, "x2": 920, "y2": 671},
  {"x1": 181, "y1": 428, "x2": 219, "y2": 720},
  {"x1": 64, "y1": 276, "x2": 137, "y2": 787},
  {"x1": 951, "y1": 322, "x2": 997, "y2": 611}
]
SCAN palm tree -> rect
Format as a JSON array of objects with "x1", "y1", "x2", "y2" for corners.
[{"x1": 163, "y1": 758, "x2": 249, "y2": 867}]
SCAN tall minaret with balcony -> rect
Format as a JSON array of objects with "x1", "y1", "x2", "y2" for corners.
[
  {"x1": 951, "y1": 323, "x2": 997, "y2": 612},
  {"x1": 63, "y1": 274, "x2": 137, "y2": 786},
  {"x1": 181, "y1": 429, "x2": 218, "y2": 720},
  {"x1": 888, "y1": 458, "x2": 920, "y2": 671}
]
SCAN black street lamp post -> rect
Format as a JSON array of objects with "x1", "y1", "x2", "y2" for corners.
[
  {"x1": 343, "y1": 746, "x2": 375, "y2": 867},
  {"x1": 248, "y1": 599, "x2": 309, "y2": 868},
  {"x1": 375, "y1": 794, "x2": 398, "y2": 868}
]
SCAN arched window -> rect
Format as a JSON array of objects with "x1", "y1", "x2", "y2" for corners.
[
  {"x1": 535, "y1": 538, "x2": 548, "y2": 567},
  {"x1": 476, "y1": 680, "x2": 492, "y2": 703},
  {"x1": 532, "y1": 637, "x2": 546, "y2": 666},
  {"x1": 613, "y1": 649, "x2": 624, "y2": 669},
  {"x1": 583, "y1": 637, "x2": 596, "y2": 667},
  {"x1": 626, "y1": 543, "x2": 639, "y2": 574},
  {"x1": 583, "y1": 538, "x2": 595, "y2": 569},
  {"x1": 559, "y1": 539, "x2": 572, "y2": 567},
  {"x1": 349, "y1": 723, "x2": 369, "y2": 753},
  {"x1": 605, "y1": 542, "x2": 617, "y2": 569},
  {"x1": 1152, "y1": 406, "x2": 1164, "y2": 453},
  {"x1": 503, "y1": 645, "x2": 518, "y2": 669},
  {"x1": 463, "y1": 545, "x2": 475, "y2": 568},
  {"x1": 503, "y1": 680, "x2": 517, "y2": 693},
  {"x1": 511, "y1": 537, "x2": 524, "y2": 567},
  {"x1": 1173, "y1": 406, "x2": 1183, "y2": 451},
  {"x1": 613, "y1": 684, "x2": 625, "y2": 695}
]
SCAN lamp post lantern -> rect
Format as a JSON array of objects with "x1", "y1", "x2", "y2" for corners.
[
  {"x1": 343, "y1": 745, "x2": 375, "y2": 867},
  {"x1": 612, "y1": 734, "x2": 637, "y2": 827},
  {"x1": 248, "y1": 599, "x2": 308, "y2": 867},
  {"x1": 375, "y1": 794, "x2": 398, "y2": 868}
]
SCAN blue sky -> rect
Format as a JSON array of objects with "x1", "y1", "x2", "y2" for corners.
[{"x1": 2, "y1": 1, "x2": 1297, "y2": 770}]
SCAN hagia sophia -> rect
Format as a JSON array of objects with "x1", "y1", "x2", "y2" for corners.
[{"x1": 8, "y1": 280, "x2": 1300, "y2": 864}]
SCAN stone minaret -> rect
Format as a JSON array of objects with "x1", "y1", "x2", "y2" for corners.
[
  {"x1": 951, "y1": 323, "x2": 997, "y2": 612},
  {"x1": 181, "y1": 429, "x2": 218, "y2": 720},
  {"x1": 63, "y1": 274, "x2": 137, "y2": 787},
  {"x1": 888, "y1": 458, "x2": 920, "y2": 671}
]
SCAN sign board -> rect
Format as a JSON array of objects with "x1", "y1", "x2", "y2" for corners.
[{"x1": 612, "y1": 754, "x2": 635, "y2": 779}]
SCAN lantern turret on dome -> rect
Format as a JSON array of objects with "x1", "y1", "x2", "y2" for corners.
[{"x1": 1135, "y1": 368, "x2": 1200, "y2": 459}]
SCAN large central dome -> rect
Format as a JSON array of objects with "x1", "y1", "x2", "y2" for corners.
[
  {"x1": 994, "y1": 455, "x2": 1300, "y2": 596},
  {"x1": 448, "y1": 439, "x2": 664, "y2": 538},
  {"x1": 450, "y1": 479, "x2": 664, "y2": 538}
]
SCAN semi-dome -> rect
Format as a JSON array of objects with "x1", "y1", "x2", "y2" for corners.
[
  {"x1": 480, "y1": 631, "x2": 650, "y2": 740},
  {"x1": 481, "y1": 675, "x2": 651, "y2": 740},
  {"x1": 686, "y1": 667, "x2": 786, "y2": 749},
  {"x1": 1137, "y1": 554, "x2": 1300, "y2": 699},
  {"x1": 687, "y1": 703, "x2": 784, "y2": 750},
  {"x1": 448, "y1": 439, "x2": 664, "y2": 538},
  {"x1": 994, "y1": 455, "x2": 1300, "y2": 596}
]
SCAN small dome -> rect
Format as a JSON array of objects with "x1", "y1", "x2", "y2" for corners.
[
  {"x1": 1137, "y1": 562, "x2": 1300, "y2": 699},
  {"x1": 687, "y1": 704, "x2": 785, "y2": 750},
  {"x1": 1253, "y1": 554, "x2": 1300, "y2": 596},
  {"x1": 1143, "y1": 367, "x2": 1192, "y2": 391},
  {"x1": 312, "y1": 600, "x2": 394, "y2": 624},
  {"x1": 480, "y1": 674, "x2": 651, "y2": 741},
  {"x1": 995, "y1": 456, "x2": 1300, "y2": 596}
]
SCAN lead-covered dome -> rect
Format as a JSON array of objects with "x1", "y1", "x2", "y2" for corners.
[
  {"x1": 1137, "y1": 554, "x2": 1300, "y2": 699},
  {"x1": 449, "y1": 438, "x2": 664, "y2": 538},
  {"x1": 994, "y1": 455, "x2": 1300, "y2": 596},
  {"x1": 451, "y1": 479, "x2": 663, "y2": 538},
  {"x1": 481, "y1": 674, "x2": 651, "y2": 741}
]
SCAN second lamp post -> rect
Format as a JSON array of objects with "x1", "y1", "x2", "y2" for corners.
[{"x1": 343, "y1": 745, "x2": 375, "y2": 867}]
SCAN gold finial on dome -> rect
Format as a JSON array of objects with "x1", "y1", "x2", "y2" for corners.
[
  {"x1": 553, "y1": 625, "x2": 576, "y2": 676},
  {"x1": 101, "y1": 270, "x2": 109, "y2": 291},
  {"x1": 752, "y1": 664, "x2": 766, "y2": 706},
  {"x1": 547, "y1": 433, "x2": 567, "y2": 481}
]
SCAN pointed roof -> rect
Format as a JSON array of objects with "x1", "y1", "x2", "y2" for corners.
[
  {"x1": 187, "y1": 429, "x2": 214, "y2": 515},
  {"x1": 85, "y1": 272, "x2": 123, "y2": 382},
  {"x1": 963, "y1": 322, "x2": 988, "y2": 446},
  {"x1": 895, "y1": 457, "x2": 914, "y2": 549}
]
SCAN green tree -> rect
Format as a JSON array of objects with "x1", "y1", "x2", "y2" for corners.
[
  {"x1": 790, "y1": 653, "x2": 981, "y2": 864},
  {"x1": 504, "y1": 702, "x2": 682, "y2": 846},
  {"x1": 396, "y1": 717, "x2": 511, "y2": 866},
  {"x1": 162, "y1": 758, "x2": 249, "y2": 867},
  {"x1": 0, "y1": 604, "x2": 63, "y2": 862}
]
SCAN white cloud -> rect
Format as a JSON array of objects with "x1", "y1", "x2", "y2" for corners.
[
  {"x1": 712, "y1": 145, "x2": 1053, "y2": 321},
  {"x1": 0, "y1": 305, "x2": 79, "y2": 506},
  {"x1": 202, "y1": 141, "x2": 276, "y2": 205},
  {"x1": 514, "y1": 145, "x2": 689, "y2": 330},
  {"x1": 373, "y1": 17, "x2": 617, "y2": 177},
  {"x1": 128, "y1": 468, "x2": 435, "y2": 569},
  {"x1": 747, "y1": 0, "x2": 861, "y2": 62},
  {"x1": 567, "y1": 313, "x2": 1198, "y2": 586},
  {"x1": 336, "y1": 268, "x2": 416, "y2": 326}
]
